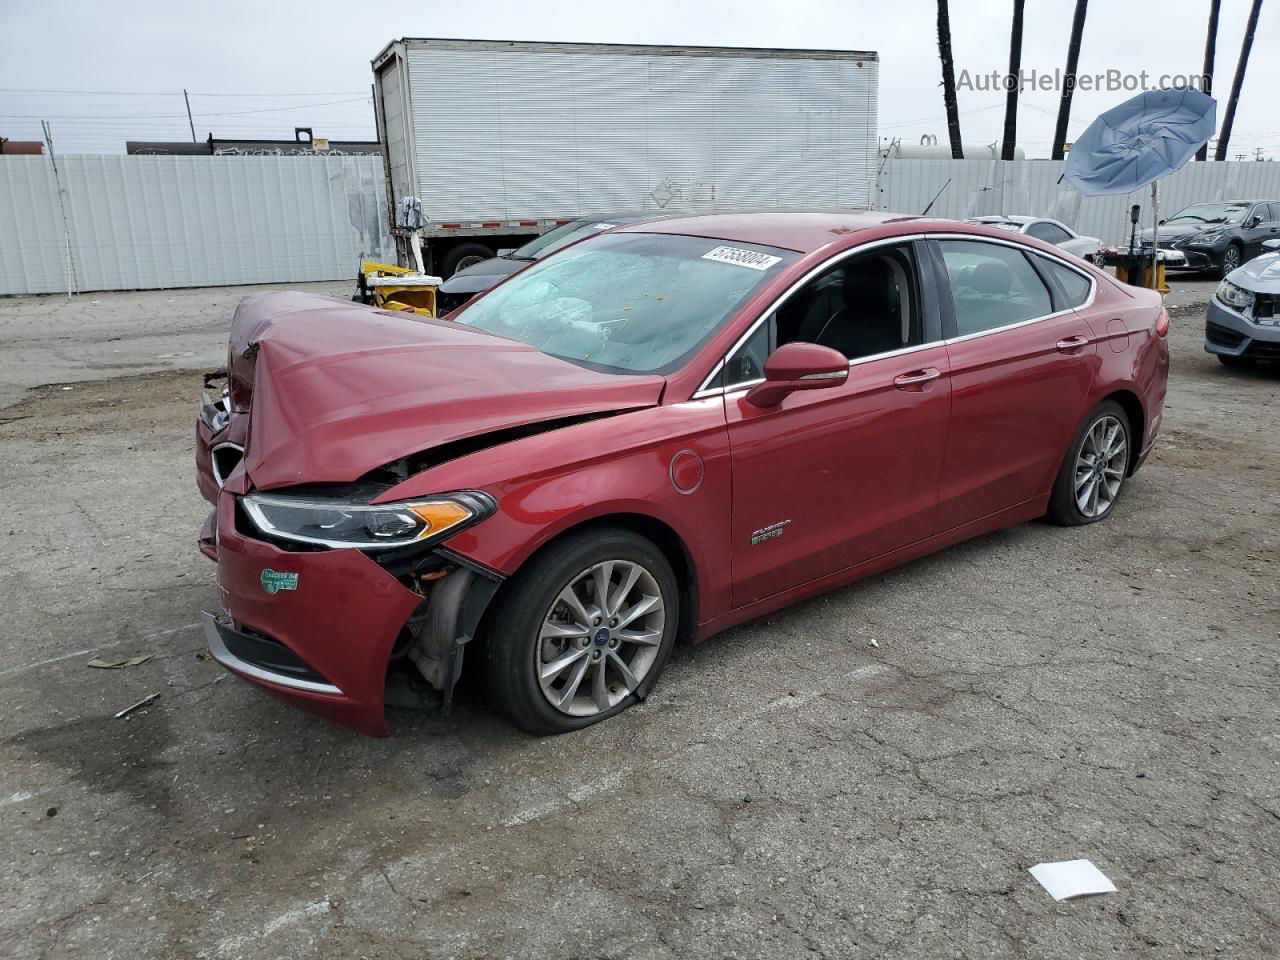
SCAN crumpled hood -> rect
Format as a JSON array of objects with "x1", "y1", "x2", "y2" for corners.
[
  {"x1": 1229, "y1": 251, "x2": 1280, "y2": 292},
  {"x1": 239, "y1": 293, "x2": 664, "y2": 490}
]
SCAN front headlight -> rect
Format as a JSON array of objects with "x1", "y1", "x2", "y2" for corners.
[
  {"x1": 1194, "y1": 230, "x2": 1225, "y2": 244},
  {"x1": 1216, "y1": 280, "x2": 1254, "y2": 312},
  {"x1": 242, "y1": 490, "x2": 493, "y2": 550}
]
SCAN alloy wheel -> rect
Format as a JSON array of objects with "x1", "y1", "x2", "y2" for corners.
[
  {"x1": 536, "y1": 560, "x2": 665, "y2": 717},
  {"x1": 1222, "y1": 247, "x2": 1241, "y2": 274},
  {"x1": 1074, "y1": 415, "x2": 1127, "y2": 518},
  {"x1": 455, "y1": 255, "x2": 486, "y2": 272}
]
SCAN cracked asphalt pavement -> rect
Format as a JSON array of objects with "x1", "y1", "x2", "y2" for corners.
[{"x1": 1, "y1": 280, "x2": 1277, "y2": 958}]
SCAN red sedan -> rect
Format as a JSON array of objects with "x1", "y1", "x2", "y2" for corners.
[{"x1": 195, "y1": 211, "x2": 1169, "y2": 736}]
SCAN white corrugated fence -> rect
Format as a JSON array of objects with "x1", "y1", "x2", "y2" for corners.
[
  {"x1": 875, "y1": 157, "x2": 1280, "y2": 246},
  {"x1": 0, "y1": 154, "x2": 392, "y2": 296}
]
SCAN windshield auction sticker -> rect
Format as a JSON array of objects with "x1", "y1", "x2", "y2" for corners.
[{"x1": 702, "y1": 246, "x2": 782, "y2": 270}]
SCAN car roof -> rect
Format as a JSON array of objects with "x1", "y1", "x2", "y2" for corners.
[{"x1": 615, "y1": 209, "x2": 923, "y2": 254}]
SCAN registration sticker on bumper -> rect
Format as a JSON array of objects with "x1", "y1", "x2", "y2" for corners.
[{"x1": 260, "y1": 569, "x2": 299, "y2": 595}]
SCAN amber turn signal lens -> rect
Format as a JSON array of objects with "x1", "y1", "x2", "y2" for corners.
[{"x1": 408, "y1": 500, "x2": 474, "y2": 537}]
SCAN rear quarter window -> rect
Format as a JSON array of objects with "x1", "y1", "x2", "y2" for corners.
[{"x1": 1036, "y1": 256, "x2": 1093, "y2": 309}]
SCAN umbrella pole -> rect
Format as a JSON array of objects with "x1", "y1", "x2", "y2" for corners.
[{"x1": 1151, "y1": 181, "x2": 1160, "y2": 290}]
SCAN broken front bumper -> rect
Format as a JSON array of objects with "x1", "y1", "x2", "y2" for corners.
[
  {"x1": 202, "y1": 490, "x2": 501, "y2": 736},
  {"x1": 206, "y1": 491, "x2": 423, "y2": 735}
]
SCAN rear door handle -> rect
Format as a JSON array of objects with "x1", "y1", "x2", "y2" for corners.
[
  {"x1": 893, "y1": 367, "x2": 941, "y2": 389},
  {"x1": 1056, "y1": 335, "x2": 1089, "y2": 353}
]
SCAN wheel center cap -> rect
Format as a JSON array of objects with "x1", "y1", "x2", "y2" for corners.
[{"x1": 593, "y1": 627, "x2": 611, "y2": 647}]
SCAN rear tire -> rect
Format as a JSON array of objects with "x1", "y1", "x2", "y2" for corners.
[
  {"x1": 1047, "y1": 400, "x2": 1132, "y2": 526},
  {"x1": 479, "y1": 528, "x2": 679, "y2": 735}
]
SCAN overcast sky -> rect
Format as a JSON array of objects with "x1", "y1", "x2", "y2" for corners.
[{"x1": 2, "y1": 0, "x2": 1276, "y2": 159}]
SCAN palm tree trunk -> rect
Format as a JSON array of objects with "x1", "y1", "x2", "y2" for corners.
[
  {"x1": 1195, "y1": 0, "x2": 1221, "y2": 161},
  {"x1": 1215, "y1": 0, "x2": 1263, "y2": 162},
  {"x1": 1050, "y1": 0, "x2": 1089, "y2": 161},
  {"x1": 937, "y1": 0, "x2": 964, "y2": 158},
  {"x1": 1001, "y1": 0, "x2": 1026, "y2": 161}
]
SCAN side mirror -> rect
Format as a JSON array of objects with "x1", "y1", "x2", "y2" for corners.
[
  {"x1": 1246, "y1": 216, "x2": 1262, "y2": 229},
  {"x1": 745, "y1": 342, "x2": 848, "y2": 408},
  {"x1": 1158, "y1": 218, "x2": 1166, "y2": 225},
  {"x1": 1263, "y1": 238, "x2": 1280, "y2": 252}
]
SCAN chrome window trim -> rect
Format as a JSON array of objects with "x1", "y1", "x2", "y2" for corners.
[
  {"x1": 691, "y1": 230, "x2": 1100, "y2": 400},
  {"x1": 210, "y1": 441, "x2": 245, "y2": 487},
  {"x1": 201, "y1": 611, "x2": 344, "y2": 697}
]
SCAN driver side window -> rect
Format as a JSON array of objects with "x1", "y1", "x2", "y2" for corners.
[{"x1": 720, "y1": 244, "x2": 922, "y2": 390}]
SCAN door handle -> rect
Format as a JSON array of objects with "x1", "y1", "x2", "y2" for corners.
[
  {"x1": 893, "y1": 367, "x2": 941, "y2": 389},
  {"x1": 1056, "y1": 335, "x2": 1089, "y2": 353}
]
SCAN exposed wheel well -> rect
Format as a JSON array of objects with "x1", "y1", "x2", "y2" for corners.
[
  {"x1": 499, "y1": 514, "x2": 699, "y2": 646},
  {"x1": 1102, "y1": 389, "x2": 1144, "y2": 473}
]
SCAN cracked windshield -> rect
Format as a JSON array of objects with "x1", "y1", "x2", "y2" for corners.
[{"x1": 453, "y1": 232, "x2": 798, "y2": 374}]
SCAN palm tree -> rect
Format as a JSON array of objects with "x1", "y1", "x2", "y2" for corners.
[
  {"x1": 1195, "y1": 0, "x2": 1221, "y2": 161},
  {"x1": 1215, "y1": 0, "x2": 1263, "y2": 162},
  {"x1": 1051, "y1": 0, "x2": 1089, "y2": 161},
  {"x1": 937, "y1": 0, "x2": 964, "y2": 158},
  {"x1": 1001, "y1": 0, "x2": 1026, "y2": 160}
]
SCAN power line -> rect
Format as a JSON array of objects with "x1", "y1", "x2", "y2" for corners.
[{"x1": 0, "y1": 88, "x2": 366, "y2": 97}]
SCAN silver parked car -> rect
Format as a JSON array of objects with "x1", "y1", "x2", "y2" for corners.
[
  {"x1": 1205, "y1": 238, "x2": 1280, "y2": 367},
  {"x1": 964, "y1": 216, "x2": 1102, "y2": 262}
]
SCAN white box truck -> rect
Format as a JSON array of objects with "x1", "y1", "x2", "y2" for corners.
[{"x1": 371, "y1": 38, "x2": 879, "y2": 276}]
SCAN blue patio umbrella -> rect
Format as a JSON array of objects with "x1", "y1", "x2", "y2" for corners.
[
  {"x1": 1065, "y1": 88, "x2": 1216, "y2": 197},
  {"x1": 1065, "y1": 88, "x2": 1216, "y2": 289}
]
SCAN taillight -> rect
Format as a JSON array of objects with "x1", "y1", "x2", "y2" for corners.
[{"x1": 1154, "y1": 307, "x2": 1169, "y2": 338}]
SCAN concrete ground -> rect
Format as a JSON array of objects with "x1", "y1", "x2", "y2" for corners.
[{"x1": 1, "y1": 276, "x2": 1277, "y2": 959}]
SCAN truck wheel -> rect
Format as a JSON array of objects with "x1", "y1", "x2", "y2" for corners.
[
  {"x1": 479, "y1": 528, "x2": 679, "y2": 735},
  {"x1": 440, "y1": 242, "x2": 494, "y2": 278}
]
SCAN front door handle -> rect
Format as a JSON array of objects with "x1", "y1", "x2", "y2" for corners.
[
  {"x1": 1056, "y1": 335, "x2": 1089, "y2": 353},
  {"x1": 893, "y1": 367, "x2": 941, "y2": 389}
]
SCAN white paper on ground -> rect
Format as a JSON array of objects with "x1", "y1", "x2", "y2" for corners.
[{"x1": 1028, "y1": 859, "x2": 1117, "y2": 901}]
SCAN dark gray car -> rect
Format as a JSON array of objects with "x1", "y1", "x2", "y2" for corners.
[
  {"x1": 1142, "y1": 200, "x2": 1280, "y2": 277},
  {"x1": 437, "y1": 214, "x2": 651, "y2": 313}
]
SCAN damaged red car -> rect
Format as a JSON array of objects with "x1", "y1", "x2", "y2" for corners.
[{"x1": 196, "y1": 211, "x2": 1169, "y2": 736}]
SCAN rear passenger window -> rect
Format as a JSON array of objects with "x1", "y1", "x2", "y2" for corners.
[
  {"x1": 1037, "y1": 256, "x2": 1093, "y2": 308},
  {"x1": 938, "y1": 240, "x2": 1053, "y2": 336}
]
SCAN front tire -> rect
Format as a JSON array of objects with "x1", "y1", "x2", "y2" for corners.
[
  {"x1": 1047, "y1": 401, "x2": 1132, "y2": 526},
  {"x1": 479, "y1": 528, "x2": 679, "y2": 735},
  {"x1": 1218, "y1": 243, "x2": 1243, "y2": 278}
]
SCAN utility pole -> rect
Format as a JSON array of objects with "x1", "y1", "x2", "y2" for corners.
[
  {"x1": 183, "y1": 89, "x2": 197, "y2": 142},
  {"x1": 1195, "y1": 0, "x2": 1221, "y2": 161},
  {"x1": 1051, "y1": 0, "x2": 1089, "y2": 161},
  {"x1": 1001, "y1": 0, "x2": 1026, "y2": 161},
  {"x1": 41, "y1": 121, "x2": 78, "y2": 299},
  {"x1": 1215, "y1": 0, "x2": 1263, "y2": 162}
]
